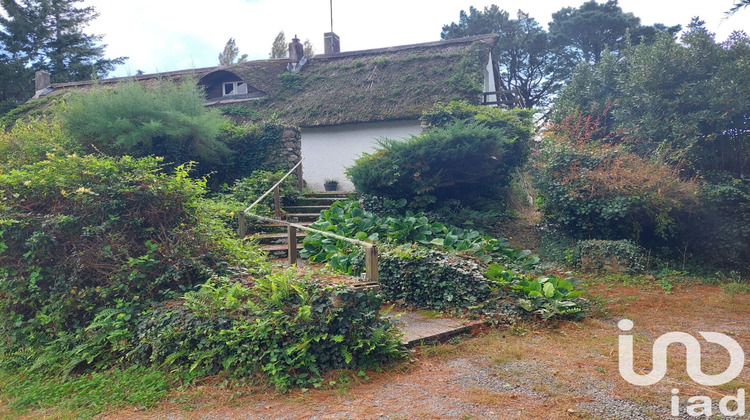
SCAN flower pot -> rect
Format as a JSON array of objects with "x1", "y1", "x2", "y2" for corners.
[{"x1": 324, "y1": 182, "x2": 338, "y2": 191}]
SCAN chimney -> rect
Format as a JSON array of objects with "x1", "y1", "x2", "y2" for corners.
[
  {"x1": 324, "y1": 32, "x2": 340, "y2": 54},
  {"x1": 35, "y1": 71, "x2": 51, "y2": 91},
  {"x1": 289, "y1": 35, "x2": 304, "y2": 63},
  {"x1": 288, "y1": 35, "x2": 306, "y2": 73}
]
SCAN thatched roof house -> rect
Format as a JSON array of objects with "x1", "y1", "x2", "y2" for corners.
[{"x1": 33, "y1": 33, "x2": 510, "y2": 190}]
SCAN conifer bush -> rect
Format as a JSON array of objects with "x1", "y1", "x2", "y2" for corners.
[{"x1": 346, "y1": 102, "x2": 533, "y2": 209}]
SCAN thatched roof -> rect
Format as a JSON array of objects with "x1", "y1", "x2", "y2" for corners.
[{"x1": 37, "y1": 34, "x2": 498, "y2": 127}]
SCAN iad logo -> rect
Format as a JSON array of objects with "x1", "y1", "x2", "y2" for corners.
[{"x1": 617, "y1": 319, "x2": 746, "y2": 417}]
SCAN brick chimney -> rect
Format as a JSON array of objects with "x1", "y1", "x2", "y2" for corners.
[{"x1": 324, "y1": 32, "x2": 340, "y2": 54}]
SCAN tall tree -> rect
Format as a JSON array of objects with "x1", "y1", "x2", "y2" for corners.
[
  {"x1": 42, "y1": 0, "x2": 124, "y2": 82},
  {"x1": 549, "y1": 0, "x2": 679, "y2": 63},
  {"x1": 218, "y1": 37, "x2": 247, "y2": 65},
  {"x1": 442, "y1": 6, "x2": 576, "y2": 111},
  {"x1": 0, "y1": 0, "x2": 123, "y2": 114},
  {"x1": 270, "y1": 31, "x2": 286, "y2": 59}
]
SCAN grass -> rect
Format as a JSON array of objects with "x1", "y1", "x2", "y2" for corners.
[{"x1": 0, "y1": 366, "x2": 173, "y2": 418}]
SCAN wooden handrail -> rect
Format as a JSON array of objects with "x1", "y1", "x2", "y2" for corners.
[
  {"x1": 239, "y1": 211, "x2": 379, "y2": 282},
  {"x1": 236, "y1": 159, "x2": 378, "y2": 282},
  {"x1": 243, "y1": 158, "x2": 304, "y2": 214}
]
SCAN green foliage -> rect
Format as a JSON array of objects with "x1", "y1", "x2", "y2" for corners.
[
  {"x1": 486, "y1": 265, "x2": 586, "y2": 320},
  {"x1": 0, "y1": 365, "x2": 171, "y2": 417},
  {"x1": 58, "y1": 79, "x2": 291, "y2": 188},
  {"x1": 548, "y1": 0, "x2": 679, "y2": 63},
  {"x1": 369, "y1": 247, "x2": 493, "y2": 309},
  {"x1": 722, "y1": 282, "x2": 750, "y2": 296},
  {"x1": 0, "y1": 0, "x2": 124, "y2": 112},
  {"x1": 225, "y1": 169, "x2": 299, "y2": 214},
  {"x1": 534, "y1": 111, "x2": 700, "y2": 245},
  {"x1": 0, "y1": 116, "x2": 81, "y2": 170},
  {"x1": 299, "y1": 200, "x2": 528, "y2": 275},
  {"x1": 60, "y1": 79, "x2": 230, "y2": 168},
  {"x1": 217, "y1": 123, "x2": 293, "y2": 187},
  {"x1": 576, "y1": 240, "x2": 647, "y2": 274},
  {"x1": 347, "y1": 102, "x2": 533, "y2": 209},
  {"x1": 0, "y1": 154, "x2": 265, "y2": 369},
  {"x1": 277, "y1": 72, "x2": 304, "y2": 91},
  {"x1": 441, "y1": 6, "x2": 576, "y2": 109},
  {"x1": 130, "y1": 273, "x2": 405, "y2": 390},
  {"x1": 549, "y1": 22, "x2": 750, "y2": 269}
]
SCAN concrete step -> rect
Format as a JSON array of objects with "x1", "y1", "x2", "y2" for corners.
[{"x1": 385, "y1": 311, "x2": 486, "y2": 348}]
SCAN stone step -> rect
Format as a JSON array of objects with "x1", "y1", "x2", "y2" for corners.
[
  {"x1": 255, "y1": 221, "x2": 314, "y2": 234},
  {"x1": 284, "y1": 205, "x2": 330, "y2": 212},
  {"x1": 255, "y1": 231, "x2": 308, "y2": 244},
  {"x1": 285, "y1": 212, "x2": 322, "y2": 222},
  {"x1": 261, "y1": 243, "x2": 304, "y2": 252},
  {"x1": 296, "y1": 197, "x2": 348, "y2": 206},
  {"x1": 261, "y1": 243, "x2": 303, "y2": 259},
  {"x1": 303, "y1": 191, "x2": 353, "y2": 198}
]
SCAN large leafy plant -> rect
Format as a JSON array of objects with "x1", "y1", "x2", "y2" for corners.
[
  {"x1": 300, "y1": 200, "x2": 525, "y2": 274},
  {"x1": 486, "y1": 265, "x2": 586, "y2": 320}
]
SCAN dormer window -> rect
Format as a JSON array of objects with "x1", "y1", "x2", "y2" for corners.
[
  {"x1": 223, "y1": 81, "x2": 248, "y2": 96},
  {"x1": 199, "y1": 70, "x2": 266, "y2": 102}
]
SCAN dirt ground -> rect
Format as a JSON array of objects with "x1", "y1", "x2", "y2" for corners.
[{"x1": 99, "y1": 282, "x2": 750, "y2": 420}]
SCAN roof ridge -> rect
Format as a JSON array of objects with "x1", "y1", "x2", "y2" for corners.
[{"x1": 48, "y1": 34, "x2": 499, "y2": 88}]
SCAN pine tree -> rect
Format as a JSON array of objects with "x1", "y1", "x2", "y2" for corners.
[
  {"x1": 0, "y1": 0, "x2": 124, "y2": 114},
  {"x1": 43, "y1": 0, "x2": 124, "y2": 82},
  {"x1": 218, "y1": 37, "x2": 247, "y2": 66}
]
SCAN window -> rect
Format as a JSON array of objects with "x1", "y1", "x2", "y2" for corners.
[{"x1": 222, "y1": 81, "x2": 248, "y2": 96}]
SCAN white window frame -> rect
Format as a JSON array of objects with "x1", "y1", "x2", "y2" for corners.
[{"x1": 222, "y1": 81, "x2": 248, "y2": 96}]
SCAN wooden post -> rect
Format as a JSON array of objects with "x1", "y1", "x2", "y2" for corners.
[
  {"x1": 364, "y1": 245, "x2": 378, "y2": 282},
  {"x1": 287, "y1": 225, "x2": 297, "y2": 266},
  {"x1": 273, "y1": 185, "x2": 281, "y2": 218},
  {"x1": 295, "y1": 164, "x2": 304, "y2": 191},
  {"x1": 238, "y1": 211, "x2": 246, "y2": 238}
]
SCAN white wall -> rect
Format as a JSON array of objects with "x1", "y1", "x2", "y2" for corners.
[{"x1": 301, "y1": 120, "x2": 422, "y2": 191}]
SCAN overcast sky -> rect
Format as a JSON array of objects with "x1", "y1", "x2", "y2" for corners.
[{"x1": 82, "y1": 0, "x2": 750, "y2": 78}]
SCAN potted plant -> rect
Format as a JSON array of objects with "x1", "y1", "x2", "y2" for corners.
[{"x1": 323, "y1": 178, "x2": 339, "y2": 191}]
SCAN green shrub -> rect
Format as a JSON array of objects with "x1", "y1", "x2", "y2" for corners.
[
  {"x1": 549, "y1": 25, "x2": 750, "y2": 270},
  {"x1": 347, "y1": 102, "x2": 533, "y2": 209},
  {"x1": 576, "y1": 240, "x2": 647, "y2": 274},
  {"x1": 60, "y1": 80, "x2": 230, "y2": 171},
  {"x1": 226, "y1": 169, "x2": 299, "y2": 211},
  {"x1": 0, "y1": 154, "x2": 264, "y2": 365},
  {"x1": 363, "y1": 247, "x2": 493, "y2": 309},
  {"x1": 0, "y1": 117, "x2": 81, "y2": 170},
  {"x1": 216, "y1": 122, "x2": 293, "y2": 188},
  {"x1": 130, "y1": 273, "x2": 405, "y2": 390},
  {"x1": 534, "y1": 112, "x2": 700, "y2": 245}
]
